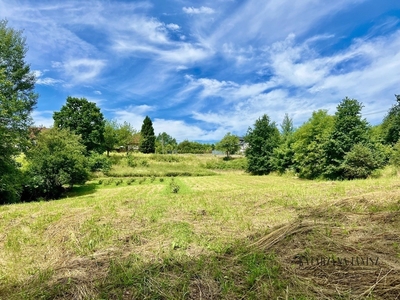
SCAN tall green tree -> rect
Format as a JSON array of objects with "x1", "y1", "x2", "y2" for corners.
[
  {"x1": 139, "y1": 116, "x2": 155, "y2": 154},
  {"x1": 291, "y1": 110, "x2": 334, "y2": 179},
  {"x1": 381, "y1": 94, "x2": 400, "y2": 145},
  {"x1": 272, "y1": 113, "x2": 296, "y2": 174},
  {"x1": 156, "y1": 132, "x2": 177, "y2": 154},
  {"x1": 216, "y1": 132, "x2": 240, "y2": 158},
  {"x1": 245, "y1": 114, "x2": 280, "y2": 175},
  {"x1": 24, "y1": 128, "x2": 89, "y2": 200},
  {"x1": 323, "y1": 97, "x2": 370, "y2": 179},
  {"x1": 53, "y1": 97, "x2": 105, "y2": 154},
  {"x1": 0, "y1": 20, "x2": 38, "y2": 203}
]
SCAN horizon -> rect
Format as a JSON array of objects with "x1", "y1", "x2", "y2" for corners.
[{"x1": 1, "y1": 0, "x2": 400, "y2": 142}]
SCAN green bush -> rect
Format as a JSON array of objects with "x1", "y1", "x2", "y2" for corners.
[
  {"x1": 88, "y1": 152, "x2": 112, "y2": 172},
  {"x1": 23, "y1": 128, "x2": 89, "y2": 200},
  {"x1": 342, "y1": 144, "x2": 379, "y2": 179}
]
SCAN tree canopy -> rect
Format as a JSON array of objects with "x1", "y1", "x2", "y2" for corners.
[
  {"x1": 245, "y1": 114, "x2": 280, "y2": 175},
  {"x1": 216, "y1": 132, "x2": 240, "y2": 158},
  {"x1": 53, "y1": 97, "x2": 105, "y2": 154},
  {"x1": 156, "y1": 132, "x2": 177, "y2": 154},
  {"x1": 381, "y1": 95, "x2": 400, "y2": 145},
  {"x1": 24, "y1": 128, "x2": 89, "y2": 200},
  {"x1": 0, "y1": 20, "x2": 37, "y2": 203}
]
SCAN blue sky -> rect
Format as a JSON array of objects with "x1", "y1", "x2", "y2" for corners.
[{"x1": 1, "y1": 0, "x2": 400, "y2": 142}]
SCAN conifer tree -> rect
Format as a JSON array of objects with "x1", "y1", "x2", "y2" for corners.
[{"x1": 139, "y1": 116, "x2": 155, "y2": 153}]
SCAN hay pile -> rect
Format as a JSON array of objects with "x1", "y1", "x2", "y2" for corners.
[{"x1": 252, "y1": 196, "x2": 400, "y2": 299}]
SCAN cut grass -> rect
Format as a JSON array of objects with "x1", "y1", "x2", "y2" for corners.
[{"x1": 0, "y1": 170, "x2": 400, "y2": 299}]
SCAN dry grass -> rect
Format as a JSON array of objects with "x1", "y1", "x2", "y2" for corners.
[{"x1": 0, "y1": 165, "x2": 399, "y2": 299}]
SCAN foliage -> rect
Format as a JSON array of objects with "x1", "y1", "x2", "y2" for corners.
[
  {"x1": 342, "y1": 143, "x2": 379, "y2": 179},
  {"x1": 23, "y1": 128, "x2": 89, "y2": 200},
  {"x1": 280, "y1": 113, "x2": 294, "y2": 140},
  {"x1": 291, "y1": 110, "x2": 334, "y2": 179},
  {"x1": 88, "y1": 152, "x2": 112, "y2": 172},
  {"x1": 381, "y1": 94, "x2": 400, "y2": 145},
  {"x1": 323, "y1": 98, "x2": 370, "y2": 179},
  {"x1": 177, "y1": 140, "x2": 212, "y2": 154},
  {"x1": 169, "y1": 178, "x2": 180, "y2": 193},
  {"x1": 215, "y1": 132, "x2": 240, "y2": 158},
  {"x1": 53, "y1": 97, "x2": 105, "y2": 154},
  {"x1": 156, "y1": 132, "x2": 177, "y2": 154},
  {"x1": 104, "y1": 119, "x2": 119, "y2": 156},
  {"x1": 116, "y1": 121, "x2": 138, "y2": 153},
  {"x1": 272, "y1": 114, "x2": 295, "y2": 174},
  {"x1": 390, "y1": 140, "x2": 400, "y2": 168},
  {"x1": 245, "y1": 114, "x2": 280, "y2": 175},
  {"x1": 203, "y1": 157, "x2": 247, "y2": 170},
  {"x1": 0, "y1": 20, "x2": 37, "y2": 203},
  {"x1": 139, "y1": 116, "x2": 155, "y2": 154}
]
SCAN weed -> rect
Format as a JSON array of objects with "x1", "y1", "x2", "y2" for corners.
[
  {"x1": 170, "y1": 179, "x2": 180, "y2": 193},
  {"x1": 126, "y1": 178, "x2": 135, "y2": 185}
]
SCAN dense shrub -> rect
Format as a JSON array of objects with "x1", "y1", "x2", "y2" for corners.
[
  {"x1": 88, "y1": 152, "x2": 112, "y2": 172},
  {"x1": 23, "y1": 128, "x2": 89, "y2": 200},
  {"x1": 342, "y1": 144, "x2": 377, "y2": 179}
]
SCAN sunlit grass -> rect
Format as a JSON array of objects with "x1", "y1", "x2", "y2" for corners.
[{"x1": 0, "y1": 160, "x2": 399, "y2": 299}]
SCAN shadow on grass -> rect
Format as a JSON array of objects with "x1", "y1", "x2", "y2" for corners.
[{"x1": 65, "y1": 183, "x2": 99, "y2": 198}]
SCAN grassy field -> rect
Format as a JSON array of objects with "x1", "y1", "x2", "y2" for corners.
[{"x1": 1, "y1": 155, "x2": 400, "y2": 299}]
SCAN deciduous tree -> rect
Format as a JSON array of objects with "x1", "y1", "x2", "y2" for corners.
[
  {"x1": 216, "y1": 132, "x2": 240, "y2": 158},
  {"x1": 53, "y1": 97, "x2": 105, "y2": 154},
  {"x1": 0, "y1": 20, "x2": 37, "y2": 203},
  {"x1": 24, "y1": 128, "x2": 89, "y2": 200}
]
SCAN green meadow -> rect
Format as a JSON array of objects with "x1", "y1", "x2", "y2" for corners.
[{"x1": 1, "y1": 154, "x2": 400, "y2": 299}]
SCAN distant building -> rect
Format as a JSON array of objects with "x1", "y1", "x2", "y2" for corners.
[{"x1": 238, "y1": 137, "x2": 248, "y2": 154}]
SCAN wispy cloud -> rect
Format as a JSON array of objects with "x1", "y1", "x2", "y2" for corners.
[{"x1": 182, "y1": 6, "x2": 215, "y2": 15}]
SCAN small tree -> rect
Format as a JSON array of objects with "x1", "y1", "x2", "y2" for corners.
[
  {"x1": 104, "y1": 119, "x2": 119, "y2": 156},
  {"x1": 342, "y1": 143, "x2": 377, "y2": 179},
  {"x1": 216, "y1": 132, "x2": 240, "y2": 158},
  {"x1": 117, "y1": 121, "x2": 137, "y2": 153},
  {"x1": 139, "y1": 116, "x2": 155, "y2": 154},
  {"x1": 323, "y1": 97, "x2": 370, "y2": 179},
  {"x1": 24, "y1": 128, "x2": 89, "y2": 200},
  {"x1": 53, "y1": 97, "x2": 105, "y2": 154},
  {"x1": 245, "y1": 114, "x2": 280, "y2": 175},
  {"x1": 156, "y1": 132, "x2": 177, "y2": 154}
]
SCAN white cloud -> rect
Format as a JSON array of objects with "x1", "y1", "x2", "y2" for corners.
[
  {"x1": 63, "y1": 59, "x2": 106, "y2": 83},
  {"x1": 94, "y1": 90, "x2": 102, "y2": 95},
  {"x1": 182, "y1": 6, "x2": 215, "y2": 15},
  {"x1": 33, "y1": 69, "x2": 63, "y2": 86},
  {"x1": 166, "y1": 23, "x2": 180, "y2": 31},
  {"x1": 32, "y1": 111, "x2": 54, "y2": 128},
  {"x1": 112, "y1": 105, "x2": 154, "y2": 130},
  {"x1": 183, "y1": 75, "x2": 274, "y2": 102}
]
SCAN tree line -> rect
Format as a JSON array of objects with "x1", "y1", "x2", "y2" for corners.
[
  {"x1": 1, "y1": 20, "x2": 400, "y2": 203},
  {"x1": 243, "y1": 96, "x2": 400, "y2": 179}
]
